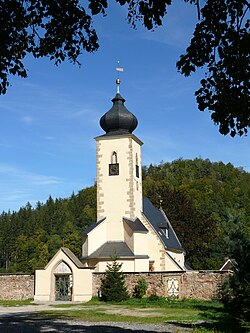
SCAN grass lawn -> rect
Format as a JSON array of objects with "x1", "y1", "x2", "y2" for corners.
[
  {"x1": 38, "y1": 297, "x2": 242, "y2": 333},
  {"x1": 0, "y1": 298, "x2": 34, "y2": 307}
]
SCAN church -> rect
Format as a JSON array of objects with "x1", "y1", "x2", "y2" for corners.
[{"x1": 34, "y1": 79, "x2": 187, "y2": 302}]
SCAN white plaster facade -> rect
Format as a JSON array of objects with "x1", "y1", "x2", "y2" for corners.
[
  {"x1": 34, "y1": 88, "x2": 187, "y2": 302},
  {"x1": 82, "y1": 92, "x2": 186, "y2": 273},
  {"x1": 34, "y1": 247, "x2": 93, "y2": 302}
]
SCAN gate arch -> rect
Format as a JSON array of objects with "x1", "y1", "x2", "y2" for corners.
[{"x1": 54, "y1": 261, "x2": 72, "y2": 301}]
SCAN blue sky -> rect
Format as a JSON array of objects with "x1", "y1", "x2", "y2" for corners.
[{"x1": 0, "y1": 2, "x2": 249, "y2": 213}]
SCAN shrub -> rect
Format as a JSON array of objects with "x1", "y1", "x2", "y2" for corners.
[
  {"x1": 100, "y1": 259, "x2": 129, "y2": 302},
  {"x1": 148, "y1": 292, "x2": 160, "y2": 302},
  {"x1": 221, "y1": 226, "x2": 250, "y2": 330},
  {"x1": 133, "y1": 278, "x2": 147, "y2": 298}
]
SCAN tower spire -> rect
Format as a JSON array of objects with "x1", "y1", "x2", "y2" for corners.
[{"x1": 115, "y1": 61, "x2": 124, "y2": 94}]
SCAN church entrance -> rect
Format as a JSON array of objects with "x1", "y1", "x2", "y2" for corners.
[
  {"x1": 54, "y1": 261, "x2": 72, "y2": 301},
  {"x1": 55, "y1": 275, "x2": 72, "y2": 301}
]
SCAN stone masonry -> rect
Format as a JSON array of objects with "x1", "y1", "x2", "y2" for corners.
[
  {"x1": 0, "y1": 271, "x2": 230, "y2": 301},
  {"x1": 0, "y1": 274, "x2": 34, "y2": 300},
  {"x1": 93, "y1": 271, "x2": 231, "y2": 300}
]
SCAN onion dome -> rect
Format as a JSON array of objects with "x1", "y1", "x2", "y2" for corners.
[{"x1": 100, "y1": 93, "x2": 138, "y2": 135}]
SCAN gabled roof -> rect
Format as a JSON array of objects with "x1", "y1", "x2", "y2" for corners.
[
  {"x1": 60, "y1": 247, "x2": 85, "y2": 268},
  {"x1": 82, "y1": 217, "x2": 106, "y2": 235},
  {"x1": 220, "y1": 258, "x2": 238, "y2": 271},
  {"x1": 123, "y1": 217, "x2": 148, "y2": 233},
  {"x1": 142, "y1": 197, "x2": 184, "y2": 253},
  {"x1": 82, "y1": 241, "x2": 148, "y2": 259},
  {"x1": 44, "y1": 247, "x2": 85, "y2": 270}
]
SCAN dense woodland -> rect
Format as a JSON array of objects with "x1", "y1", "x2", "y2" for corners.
[{"x1": 0, "y1": 158, "x2": 249, "y2": 273}]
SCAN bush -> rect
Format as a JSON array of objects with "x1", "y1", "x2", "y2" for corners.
[
  {"x1": 221, "y1": 226, "x2": 250, "y2": 330},
  {"x1": 100, "y1": 259, "x2": 129, "y2": 302},
  {"x1": 133, "y1": 278, "x2": 147, "y2": 298},
  {"x1": 148, "y1": 292, "x2": 160, "y2": 302}
]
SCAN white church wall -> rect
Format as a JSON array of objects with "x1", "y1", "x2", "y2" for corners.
[
  {"x1": 86, "y1": 219, "x2": 107, "y2": 256},
  {"x1": 124, "y1": 222, "x2": 134, "y2": 252},
  {"x1": 133, "y1": 232, "x2": 148, "y2": 255},
  {"x1": 140, "y1": 214, "x2": 165, "y2": 271},
  {"x1": 131, "y1": 138, "x2": 143, "y2": 218},
  {"x1": 166, "y1": 250, "x2": 185, "y2": 270},
  {"x1": 96, "y1": 259, "x2": 135, "y2": 273},
  {"x1": 134, "y1": 258, "x2": 149, "y2": 272},
  {"x1": 165, "y1": 252, "x2": 183, "y2": 271},
  {"x1": 96, "y1": 135, "x2": 143, "y2": 241},
  {"x1": 82, "y1": 235, "x2": 88, "y2": 257}
]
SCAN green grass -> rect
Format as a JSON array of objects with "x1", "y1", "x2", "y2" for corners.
[
  {"x1": 38, "y1": 297, "x2": 243, "y2": 332},
  {"x1": 0, "y1": 298, "x2": 34, "y2": 307},
  {"x1": 51, "y1": 296, "x2": 223, "y2": 311}
]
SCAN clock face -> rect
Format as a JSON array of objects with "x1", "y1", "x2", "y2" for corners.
[{"x1": 109, "y1": 163, "x2": 119, "y2": 176}]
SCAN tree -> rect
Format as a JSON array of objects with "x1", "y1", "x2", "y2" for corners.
[
  {"x1": 221, "y1": 223, "x2": 250, "y2": 329},
  {"x1": 133, "y1": 278, "x2": 147, "y2": 298},
  {"x1": 177, "y1": 0, "x2": 250, "y2": 137},
  {"x1": 100, "y1": 259, "x2": 129, "y2": 302},
  {"x1": 1, "y1": 1, "x2": 249, "y2": 136},
  {"x1": 62, "y1": 221, "x2": 82, "y2": 257},
  {"x1": 142, "y1": 158, "x2": 250, "y2": 270}
]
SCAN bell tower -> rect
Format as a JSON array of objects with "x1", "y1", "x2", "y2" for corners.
[{"x1": 95, "y1": 79, "x2": 143, "y2": 241}]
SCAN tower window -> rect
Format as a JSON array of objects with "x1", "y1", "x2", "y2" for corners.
[
  {"x1": 136, "y1": 165, "x2": 139, "y2": 178},
  {"x1": 109, "y1": 151, "x2": 119, "y2": 176},
  {"x1": 111, "y1": 151, "x2": 118, "y2": 164},
  {"x1": 135, "y1": 153, "x2": 139, "y2": 178}
]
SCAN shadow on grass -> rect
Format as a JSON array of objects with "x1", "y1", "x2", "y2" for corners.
[
  {"x1": 168, "y1": 303, "x2": 244, "y2": 333},
  {"x1": 0, "y1": 312, "x2": 174, "y2": 333}
]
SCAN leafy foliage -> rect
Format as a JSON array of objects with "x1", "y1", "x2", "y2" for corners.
[
  {"x1": 133, "y1": 278, "x2": 147, "y2": 298},
  {"x1": 221, "y1": 223, "x2": 250, "y2": 329},
  {"x1": 143, "y1": 158, "x2": 250, "y2": 269},
  {"x1": 0, "y1": 158, "x2": 249, "y2": 273},
  {"x1": 1, "y1": 1, "x2": 249, "y2": 135},
  {"x1": 100, "y1": 259, "x2": 129, "y2": 302},
  {"x1": 177, "y1": 0, "x2": 250, "y2": 137},
  {"x1": 0, "y1": 0, "x2": 98, "y2": 94}
]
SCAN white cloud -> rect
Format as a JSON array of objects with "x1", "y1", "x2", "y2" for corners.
[
  {"x1": 136, "y1": 2, "x2": 197, "y2": 48},
  {"x1": 0, "y1": 143, "x2": 12, "y2": 148},
  {"x1": 44, "y1": 136, "x2": 55, "y2": 141},
  {"x1": 21, "y1": 116, "x2": 35, "y2": 124},
  {"x1": 0, "y1": 164, "x2": 64, "y2": 212},
  {"x1": 0, "y1": 164, "x2": 62, "y2": 186}
]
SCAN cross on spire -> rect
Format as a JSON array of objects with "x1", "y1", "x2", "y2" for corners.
[{"x1": 115, "y1": 61, "x2": 124, "y2": 94}]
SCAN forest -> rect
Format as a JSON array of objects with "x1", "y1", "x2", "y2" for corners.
[{"x1": 0, "y1": 158, "x2": 249, "y2": 273}]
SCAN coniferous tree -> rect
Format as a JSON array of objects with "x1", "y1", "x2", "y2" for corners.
[{"x1": 100, "y1": 259, "x2": 129, "y2": 302}]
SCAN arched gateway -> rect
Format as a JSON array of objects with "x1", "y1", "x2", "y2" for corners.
[
  {"x1": 54, "y1": 261, "x2": 72, "y2": 301},
  {"x1": 34, "y1": 247, "x2": 93, "y2": 302}
]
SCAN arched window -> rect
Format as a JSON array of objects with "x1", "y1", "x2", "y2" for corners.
[
  {"x1": 109, "y1": 151, "x2": 119, "y2": 176},
  {"x1": 135, "y1": 153, "x2": 139, "y2": 178},
  {"x1": 111, "y1": 151, "x2": 118, "y2": 164}
]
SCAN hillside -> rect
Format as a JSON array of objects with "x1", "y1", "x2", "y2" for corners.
[{"x1": 0, "y1": 158, "x2": 249, "y2": 273}]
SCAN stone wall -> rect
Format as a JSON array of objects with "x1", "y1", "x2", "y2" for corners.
[
  {"x1": 93, "y1": 270, "x2": 230, "y2": 300},
  {"x1": 180, "y1": 271, "x2": 228, "y2": 300},
  {"x1": 0, "y1": 274, "x2": 34, "y2": 300},
  {"x1": 0, "y1": 271, "x2": 230, "y2": 301}
]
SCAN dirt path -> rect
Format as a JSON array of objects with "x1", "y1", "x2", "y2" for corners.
[{"x1": 0, "y1": 303, "x2": 193, "y2": 332}]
